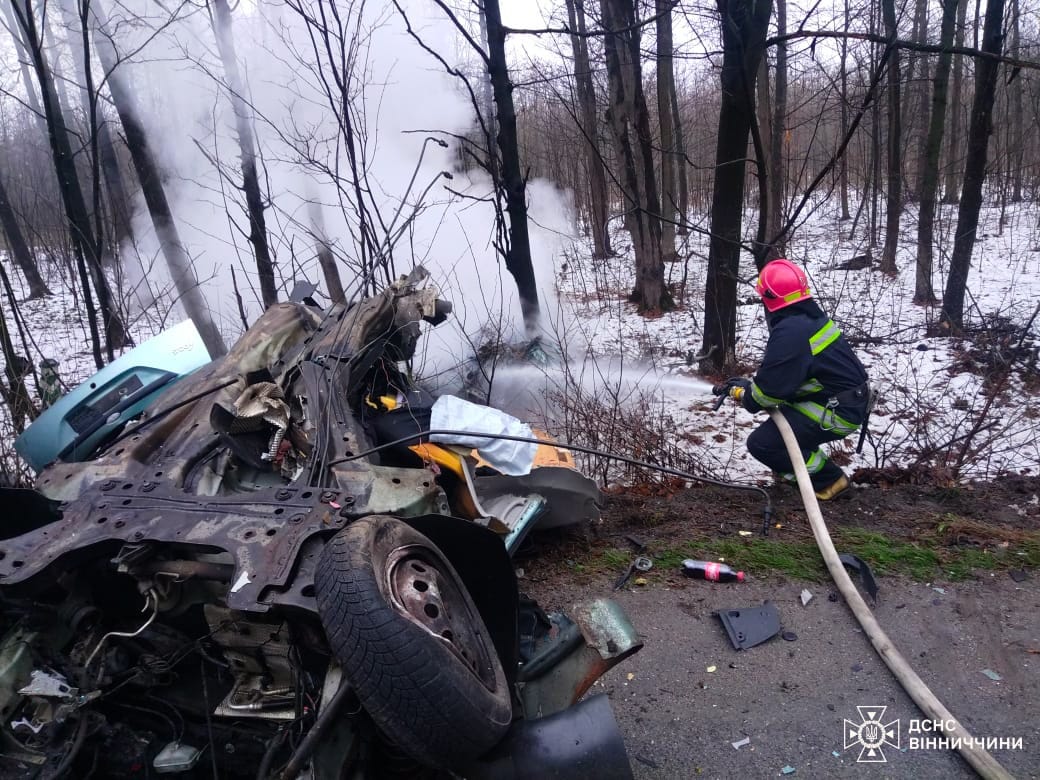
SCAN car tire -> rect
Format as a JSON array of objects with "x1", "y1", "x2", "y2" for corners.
[{"x1": 314, "y1": 515, "x2": 512, "y2": 768}]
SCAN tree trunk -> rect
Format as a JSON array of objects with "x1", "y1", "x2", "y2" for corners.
[
  {"x1": 600, "y1": 0, "x2": 672, "y2": 314},
  {"x1": 1008, "y1": 0, "x2": 1023, "y2": 203},
  {"x1": 942, "y1": 0, "x2": 968, "y2": 204},
  {"x1": 869, "y1": 93, "x2": 881, "y2": 248},
  {"x1": 90, "y1": 0, "x2": 227, "y2": 358},
  {"x1": 901, "y1": 0, "x2": 929, "y2": 193},
  {"x1": 308, "y1": 199, "x2": 345, "y2": 305},
  {"x1": 477, "y1": 1, "x2": 498, "y2": 158},
  {"x1": 699, "y1": 0, "x2": 772, "y2": 370},
  {"x1": 1, "y1": 0, "x2": 45, "y2": 127},
  {"x1": 939, "y1": 0, "x2": 1005, "y2": 330},
  {"x1": 838, "y1": 0, "x2": 851, "y2": 220},
  {"x1": 482, "y1": 0, "x2": 541, "y2": 331},
  {"x1": 671, "y1": 79, "x2": 689, "y2": 234},
  {"x1": 210, "y1": 0, "x2": 278, "y2": 310},
  {"x1": 878, "y1": 0, "x2": 901, "y2": 275},
  {"x1": 12, "y1": 0, "x2": 127, "y2": 365},
  {"x1": 754, "y1": 56, "x2": 772, "y2": 259},
  {"x1": 913, "y1": 0, "x2": 958, "y2": 305},
  {"x1": 564, "y1": 0, "x2": 613, "y2": 259},
  {"x1": 56, "y1": 0, "x2": 134, "y2": 243},
  {"x1": 0, "y1": 293, "x2": 36, "y2": 433},
  {"x1": 656, "y1": 0, "x2": 678, "y2": 261},
  {"x1": 766, "y1": 0, "x2": 786, "y2": 257},
  {"x1": 868, "y1": 0, "x2": 881, "y2": 250},
  {"x1": 0, "y1": 174, "x2": 51, "y2": 299}
]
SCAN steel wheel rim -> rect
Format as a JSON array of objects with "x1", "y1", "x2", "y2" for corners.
[{"x1": 385, "y1": 545, "x2": 498, "y2": 690}]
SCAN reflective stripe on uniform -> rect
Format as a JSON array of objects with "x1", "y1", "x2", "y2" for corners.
[
  {"x1": 809, "y1": 319, "x2": 841, "y2": 355},
  {"x1": 796, "y1": 379, "x2": 824, "y2": 396},
  {"x1": 805, "y1": 448, "x2": 827, "y2": 474},
  {"x1": 751, "y1": 381, "x2": 785, "y2": 408},
  {"x1": 790, "y1": 400, "x2": 859, "y2": 435}
]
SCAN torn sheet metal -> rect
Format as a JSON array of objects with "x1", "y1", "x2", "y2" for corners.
[{"x1": 519, "y1": 599, "x2": 643, "y2": 718}]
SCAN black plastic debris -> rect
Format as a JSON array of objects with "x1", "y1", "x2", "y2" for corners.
[
  {"x1": 839, "y1": 553, "x2": 879, "y2": 603},
  {"x1": 1009, "y1": 569, "x2": 1029, "y2": 583},
  {"x1": 716, "y1": 603, "x2": 781, "y2": 650},
  {"x1": 781, "y1": 631, "x2": 798, "y2": 642}
]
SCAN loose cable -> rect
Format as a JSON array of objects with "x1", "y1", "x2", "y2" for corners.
[{"x1": 326, "y1": 428, "x2": 774, "y2": 523}]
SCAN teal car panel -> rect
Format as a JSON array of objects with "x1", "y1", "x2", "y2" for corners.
[{"x1": 15, "y1": 320, "x2": 212, "y2": 471}]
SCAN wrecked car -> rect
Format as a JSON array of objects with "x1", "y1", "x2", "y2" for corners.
[{"x1": 0, "y1": 268, "x2": 640, "y2": 778}]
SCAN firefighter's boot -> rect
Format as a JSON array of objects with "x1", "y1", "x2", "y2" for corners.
[{"x1": 814, "y1": 474, "x2": 850, "y2": 501}]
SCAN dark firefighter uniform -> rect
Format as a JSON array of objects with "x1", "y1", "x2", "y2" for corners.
[{"x1": 741, "y1": 299, "x2": 870, "y2": 497}]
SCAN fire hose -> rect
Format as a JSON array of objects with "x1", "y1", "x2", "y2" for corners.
[{"x1": 768, "y1": 407, "x2": 1012, "y2": 779}]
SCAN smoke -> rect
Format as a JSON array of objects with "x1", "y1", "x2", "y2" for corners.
[{"x1": 107, "y1": 0, "x2": 573, "y2": 376}]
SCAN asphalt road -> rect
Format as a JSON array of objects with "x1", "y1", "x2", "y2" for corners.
[{"x1": 527, "y1": 574, "x2": 1040, "y2": 779}]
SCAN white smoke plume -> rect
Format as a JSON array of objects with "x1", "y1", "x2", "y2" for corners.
[{"x1": 106, "y1": 0, "x2": 573, "y2": 377}]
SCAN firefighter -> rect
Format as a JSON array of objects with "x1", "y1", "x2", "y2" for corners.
[{"x1": 721, "y1": 259, "x2": 871, "y2": 500}]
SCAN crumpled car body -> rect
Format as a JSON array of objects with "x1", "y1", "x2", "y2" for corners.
[{"x1": 0, "y1": 269, "x2": 640, "y2": 778}]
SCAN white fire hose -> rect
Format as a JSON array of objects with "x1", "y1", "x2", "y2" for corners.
[{"x1": 769, "y1": 408, "x2": 1013, "y2": 780}]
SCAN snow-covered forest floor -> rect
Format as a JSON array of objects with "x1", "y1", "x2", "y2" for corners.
[{"x1": 2, "y1": 196, "x2": 1040, "y2": 489}]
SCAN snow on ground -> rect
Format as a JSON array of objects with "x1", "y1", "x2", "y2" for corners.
[{"x1": 2, "y1": 196, "x2": 1039, "y2": 487}]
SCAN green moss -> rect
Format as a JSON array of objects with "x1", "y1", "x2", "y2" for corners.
[{"x1": 599, "y1": 527, "x2": 1040, "y2": 583}]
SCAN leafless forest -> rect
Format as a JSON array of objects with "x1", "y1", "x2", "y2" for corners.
[{"x1": 1, "y1": 0, "x2": 1039, "y2": 484}]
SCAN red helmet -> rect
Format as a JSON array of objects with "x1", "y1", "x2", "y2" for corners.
[{"x1": 755, "y1": 259, "x2": 812, "y2": 312}]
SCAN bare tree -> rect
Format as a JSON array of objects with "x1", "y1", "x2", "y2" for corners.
[
  {"x1": 940, "y1": 0, "x2": 1006, "y2": 330},
  {"x1": 600, "y1": 0, "x2": 672, "y2": 313},
  {"x1": 56, "y1": 0, "x2": 133, "y2": 243},
  {"x1": 308, "y1": 199, "x2": 344, "y2": 305},
  {"x1": 656, "y1": 0, "x2": 679, "y2": 261},
  {"x1": 942, "y1": 0, "x2": 968, "y2": 204},
  {"x1": 901, "y1": 0, "x2": 929, "y2": 189},
  {"x1": 0, "y1": 1, "x2": 45, "y2": 124},
  {"x1": 0, "y1": 292, "x2": 36, "y2": 433},
  {"x1": 210, "y1": 0, "x2": 277, "y2": 310},
  {"x1": 476, "y1": 1, "x2": 497, "y2": 151},
  {"x1": 565, "y1": 0, "x2": 614, "y2": 259},
  {"x1": 700, "y1": 0, "x2": 771, "y2": 370},
  {"x1": 914, "y1": 0, "x2": 958, "y2": 305},
  {"x1": 89, "y1": 0, "x2": 227, "y2": 358},
  {"x1": 760, "y1": 0, "x2": 786, "y2": 260},
  {"x1": 878, "y1": 0, "x2": 902, "y2": 275},
  {"x1": 1008, "y1": 0, "x2": 1023, "y2": 203},
  {"x1": 838, "y1": 0, "x2": 851, "y2": 221},
  {"x1": 0, "y1": 173, "x2": 51, "y2": 299},
  {"x1": 482, "y1": 0, "x2": 541, "y2": 330},
  {"x1": 10, "y1": 0, "x2": 129, "y2": 365},
  {"x1": 671, "y1": 69, "x2": 688, "y2": 235}
]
